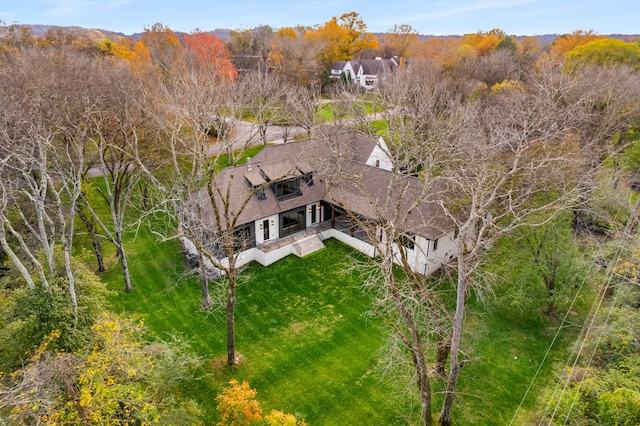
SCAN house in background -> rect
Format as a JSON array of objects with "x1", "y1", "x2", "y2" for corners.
[
  {"x1": 329, "y1": 58, "x2": 400, "y2": 90},
  {"x1": 231, "y1": 55, "x2": 268, "y2": 75},
  {"x1": 183, "y1": 130, "x2": 460, "y2": 278}
]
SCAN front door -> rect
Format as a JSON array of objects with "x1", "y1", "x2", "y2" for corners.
[
  {"x1": 263, "y1": 219, "x2": 270, "y2": 240},
  {"x1": 311, "y1": 205, "x2": 317, "y2": 224}
]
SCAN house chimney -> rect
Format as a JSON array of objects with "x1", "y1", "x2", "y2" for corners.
[{"x1": 375, "y1": 57, "x2": 382, "y2": 60}]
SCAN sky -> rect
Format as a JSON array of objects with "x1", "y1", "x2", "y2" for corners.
[{"x1": 1, "y1": 0, "x2": 639, "y2": 36}]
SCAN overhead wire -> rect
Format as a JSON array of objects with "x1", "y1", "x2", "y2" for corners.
[
  {"x1": 557, "y1": 196, "x2": 640, "y2": 424},
  {"x1": 510, "y1": 194, "x2": 639, "y2": 425},
  {"x1": 508, "y1": 232, "x2": 602, "y2": 425}
]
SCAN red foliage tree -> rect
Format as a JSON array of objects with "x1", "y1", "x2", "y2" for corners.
[{"x1": 183, "y1": 32, "x2": 237, "y2": 79}]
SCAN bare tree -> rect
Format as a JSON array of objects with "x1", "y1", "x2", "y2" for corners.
[
  {"x1": 76, "y1": 61, "x2": 161, "y2": 293},
  {"x1": 310, "y1": 126, "x2": 455, "y2": 426},
  {"x1": 238, "y1": 70, "x2": 285, "y2": 145},
  {"x1": 434, "y1": 79, "x2": 585, "y2": 425},
  {"x1": 0, "y1": 48, "x2": 97, "y2": 303},
  {"x1": 134, "y1": 57, "x2": 287, "y2": 366},
  {"x1": 283, "y1": 82, "x2": 321, "y2": 138},
  {"x1": 322, "y1": 58, "x2": 611, "y2": 424}
]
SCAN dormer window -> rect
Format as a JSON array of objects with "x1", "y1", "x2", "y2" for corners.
[{"x1": 273, "y1": 178, "x2": 302, "y2": 201}]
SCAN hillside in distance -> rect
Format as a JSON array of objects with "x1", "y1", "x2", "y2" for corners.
[{"x1": 2, "y1": 24, "x2": 638, "y2": 46}]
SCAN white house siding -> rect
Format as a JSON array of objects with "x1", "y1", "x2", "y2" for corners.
[
  {"x1": 254, "y1": 214, "x2": 279, "y2": 245},
  {"x1": 252, "y1": 244, "x2": 297, "y2": 267},
  {"x1": 387, "y1": 231, "x2": 458, "y2": 276},
  {"x1": 306, "y1": 202, "x2": 322, "y2": 227},
  {"x1": 318, "y1": 228, "x2": 376, "y2": 257},
  {"x1": 429, "y1": 232, "x2": 457, "y2": 264},
  {"x1": 365, "y1": 137, "x2": 394, "y2": 171},
  {"x1": 184, "y1": 229, "x2": 457, "y2": 279},
  {"x1": 342, "y1": 62, "x2": 356, "y2": 81}
]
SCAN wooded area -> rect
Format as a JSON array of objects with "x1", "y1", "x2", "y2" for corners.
[{"x1": 1, "y1": 14, "x2": 640, "y2": 425}]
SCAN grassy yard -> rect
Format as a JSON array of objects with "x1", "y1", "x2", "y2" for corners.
[
  {"x1": 100, "y1": 226, "x2": 583, "y2": 425},
  {"x1": 103, "y1": 235, "x2": 400, "y2": 424},
  {"x1": 316, "y1": 100, "x2": 384, "y2": 123}
]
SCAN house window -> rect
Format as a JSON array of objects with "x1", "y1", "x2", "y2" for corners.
[
  {"x1": 433, "y1": 239, "x2": 438, "y2": 251},
  {"x1": 398, "y1": 233, "x2": 415, "y2": 251},
  {"x1": 273, "y1": 178, "x2": 302, "y2": 201},
  {"x1": 256, "y1": 187, "x2": 266, "y2": 201},
  {"x1": 280, "y1": 207, "x2": 306, "y2": 237}
]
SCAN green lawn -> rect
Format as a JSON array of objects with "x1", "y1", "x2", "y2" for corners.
[
  {"x1": 104, "y1": 236, "x2": 400, "y2": 424},
  {"x1": 315, "y1": 101, "x2": 384, "y2": 123},
  {"x1": 100, "y1": 227, "x2": 582, "y2": 425}
]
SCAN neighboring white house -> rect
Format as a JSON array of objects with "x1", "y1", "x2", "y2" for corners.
[
  {"x1": 330, "y1": 58, "x2": 399, "y2": 90},
  {"x1": 183, "y1": 130, "x2": 460, "y2": 277}
]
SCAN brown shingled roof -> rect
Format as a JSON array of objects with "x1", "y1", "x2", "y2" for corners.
[
  {"x1": 323, "y1": 160, "x2": 456, "y2": 240},
  {"x1": 191, "y1": 130, "x2": 461, "y2": 240}
]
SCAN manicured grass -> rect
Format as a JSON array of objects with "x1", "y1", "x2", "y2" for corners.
[
  {"x1": 100, "y1": 226, "x2": 582, "y2": 425},
  {"x1": 315, "y1": 101, "x2": 384, "y2": 123},
  {"x1": 214, "y1": 144, "x2": 265, "y2": 171},
  {"x1": 316, "y1": 102, "x2": 338, "y2": 122},
  {"x1": 449, "y1": 303, "x2": 581, "y2": 425},
  {"x1": 103, "y1": 235, "x2": 401, "y2": 424},
  {"x1": 371, "y1": 119, "x2": 389, "y2": 134}
]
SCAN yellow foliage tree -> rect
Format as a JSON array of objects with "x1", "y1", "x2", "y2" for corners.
[
  {"x1": 264, "y1": 410, "x2": 306, "y2": 426},
  {"x1": 267, "y1": 27, "x2": 299, "y2": 70},
  {"x1": 304, "y1": 11, "x2": 378, "y2": 68},
  {"x1": 215, "y1": 380, "x2": 263, "y2": 425},
  {"x1": 549, "y1": 30, "x2": 605, "y2": 59},
  {"x1": 215, "y1": 380, "x2": 306, "y2": 426},
  {"x1": 566, "y1": 38, "x2": 640, "y2": 69},
  {"x1": 0, "y1": 313, "x2": 202, "y2": 425},
  {"x1": 98, "y1": 38, "x2": 137, "y2": 60},
  {"x1": 459, "y1": 29, "x2": 506, "y2": 56}
]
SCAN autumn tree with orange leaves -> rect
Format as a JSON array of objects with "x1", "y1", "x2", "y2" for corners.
[
  {"x1": 549, "y1": 29, "x2": 605, "y2": 59},
  {"x1": 215, "y1": 380, "x2": 306, "y2": 426},
  {"x1": 183, "y1": 32, "x2": 237, "y2": 79},
  {"x1": 304, "y1": 11, "x2": 378, "y2": 68},
  {"x1": 139, "y1": 23, "x2": 184, "y2": 79}
]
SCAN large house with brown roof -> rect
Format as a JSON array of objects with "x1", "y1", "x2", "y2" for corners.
[{"x1": 183, "y1": 130, "x2": 459, "y2": 277}]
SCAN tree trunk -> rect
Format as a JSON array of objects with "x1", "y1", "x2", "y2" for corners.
[
  {"x1": 199, "y1": 254, "x2": 212, "y2": 310},
  {"x1": 63, "y1": 243, "x2": 78, "y2": 310},
  {"x1": 260, "y1": 125, "x2": 267, "y2": 146},
  {"x1": 436, "y1": 330, "x2": 451, "y2": 378},
  {"x1": 140, "y1": 180, "x2": 150, "y2": 211},
  {"x1": 439, "y1": 255, "x2": 467, "y2": 426},
  {"x1": 386, "y1": 256, "x2": 433, "y2": 425},
  {"x1": 77, "y1": 201, "x2": 105, "y2": 273},
  {"x1": 414, "y1": 347, "x2": 433, "y2": 426},
  {"x1": 0, "y1": 224, "x2": 36, "y2": 290},
  {"x1": 117, "y1": 240, "x2": 132, "y2": 292},
  {"x1": 226, "y1": 272, "x2": 236, "y2": 366}
]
